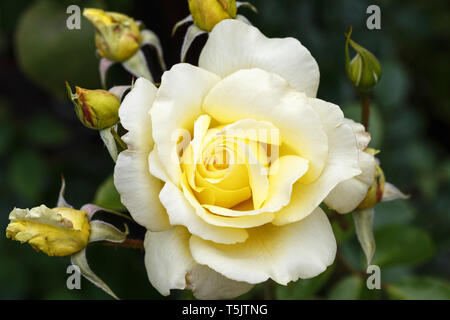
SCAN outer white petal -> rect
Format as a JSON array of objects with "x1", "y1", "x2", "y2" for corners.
[
  {"x1": 118, "y1": 78, "x2": 156, "y2": 150},
  {"x1": 148, "y1": 147, "x2": 169, "y2": 182},
  {"x1": 322, "y1": 116, "x2": 375, "y2": 213},
  {"x1": 114, "y1": 78, "x2": 170, "y2": 231},
  {"x1": 159, "y1": 181, "x2": 248, "y2": 244},
  {"x1": 343, "y1": 118, "x2": 371, "y2": 150},
  {"x1": 190, "y1": 207, "x2": 336, "y2": 285},
  {"x1": 307, "y1": 98, "x2": 345, "y2": 134},
  {"x1": 199, "y1": 19, "x2": 320, "y2": 97},
  {"x1": 144, "y1": 227, "x2": 253, "y2": 299},
  {"x1": 272, "y1": 123, "x2": 361, "y2": 225},
  {"x1": 324, "y1": 151, "x2": 375, "y2": 213},
  {"x1": 187, "y1": 264, "x2": 254, "y2": 300},
  {"x1": 151, "y1": 63, "x2": 221, "y2": 185},
  {"x1": 203, "y1": 68, "x2": 328, "y2": 183},
  {"x1": 144, "y1": 227, "x2": 194, "y2": 296}
]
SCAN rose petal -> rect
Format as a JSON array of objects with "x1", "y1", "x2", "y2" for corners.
[
  {"x1": 190, "y1": 207, "x2": 336, "y2": 285},
  {"x1": 199, "y1": 19, "x2": 320, "y2": 97},
  {"x1": 187, "y1": 264, "x2": 254, "y2": 300},
  {"x1": 324, "y1": 150, "x2": 375, "y2": 213},
  {"x1": 151, "y1": 63, "x2": 220, "y2": 185},
  {"x1": 114, "y1": 78, "x2": 170, "y2": 231},
  {"x1": 181, "y1": 175, "x2": 275, "y2": 228},
  {"x1": 203, "y1": 68, "x2": 328, "y2": 184},
  {"x1": 144, "y1": 227, "x2": 194, "y2": 295},
  {"x1": 119, "y1": 78, "x2": 156, "y2": 151},
  {"x1": 203, "y1": 155, "x2": 309, "y2": 217},
  {"x1": 144, "y1": 227, "x2": 253, "y2": 299},
  {"x1": 272, "y1": 123, "x2": 361, "y2": 225},
  {"x1": 159, "y1": 180, "x2": 248, "y2": 244}
]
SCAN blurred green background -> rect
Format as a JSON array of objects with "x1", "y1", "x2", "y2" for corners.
[{"x1": 0, "y1": 0, "x2": 449, "y2": 299}]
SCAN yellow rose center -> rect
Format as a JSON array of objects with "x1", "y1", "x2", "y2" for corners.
[{"x1": 180, "y1": 114, "x2": 287, "y2": 213}]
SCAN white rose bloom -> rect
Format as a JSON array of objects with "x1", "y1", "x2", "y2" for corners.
[{"x1": 114, "y1": 20, "x2": 370, "y2": 299}]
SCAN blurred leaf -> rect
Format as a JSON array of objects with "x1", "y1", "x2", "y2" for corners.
[
  {"x1": 380, "y1": 266, "x2": 414, "y2": 284},
  {"x1": 374, "y1": 200, "x2": 415, "y2": 229},
  {"x1": 25, "y1": 114, "x2": 71, "y2": 147},
  {"x1": 93, "y1": 174, "x2": 126, "y2": 211},
  {"x1": 405, "y1": 142, "x2": 437, "y2": 173},
  {"x1": 327, "y1": 275, "x2": 362, "y2": 300},
  {"x1": 276, "y1": 266, "x2": 333, "y2": 300},
  {"x1": 340, "y1": 237, "x2": 365, "y2": 271},
  {"x1": 387, "y1": 277, "x2": 450, "y2": 300},
  {"x1": 15, "y1": 0, "x2": 101, "y2": 100},
  {"x1": 374, "y1": 60, "x2": 409, "y2": 108},
  {"x1": 372, "y1": 225, "x2": 435, "y2": 268},
  {"x1": 7, "y1": 149, "x2": 49, "y2": 202}
]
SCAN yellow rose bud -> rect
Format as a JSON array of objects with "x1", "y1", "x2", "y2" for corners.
[
  {"x1": 188, "y1": 0, "x2": 237, "y2": 31},
  {"x1": 66, "y1": 82, "x2": 120, "y2": 130},
  {"x1": 6, "y1": 205, "x2": 90, "y2": 256},
  {"x1": 83, "y1": 8, "x2": 142, "y2": 62},
  {"x1": 345, "y1": 27, "x2": 382, "y2": 93},
  {"x1": 357, "y1": 163, "x2": 385, "y2": 210}
]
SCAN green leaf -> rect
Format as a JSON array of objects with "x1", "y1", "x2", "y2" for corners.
[
  {"x1": 93, "y1": 175, "x2": 126, "y2": 211},
  {"x1": 372, "y1": 225, "x2": 435, "y2": 268},
  {"x1": 374, "y1": 60, "x2": 409, "y2": 109},
  {"x1": 327, "y1": 275, "x2": 362, "y2": 300},
  {"x1": 387, "y1": 277, "x2": 450, "y2": 300},
  {"x1": 276, "y1": 266, "x2": 333, "y2": 299},
  {"x1": 374, "y1": 199, "x2": 415, "y2": 229}
]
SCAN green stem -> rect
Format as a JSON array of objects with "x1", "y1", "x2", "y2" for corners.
[
  {"x1": 360, "y1": 94, "x2": 371, "y2": 130},
  {"x1": 101, "y1": 238, "x2": 144, "y2": 250},
  {"x1": 111, "y1": 127, "x2": 127, "y2": 151}
]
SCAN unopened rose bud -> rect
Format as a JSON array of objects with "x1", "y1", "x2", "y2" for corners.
[
  {"x1": 83, "y1": 8, "x2": 142, "y2": 62},
  {"x1": 6, "y1": 205, "x2": 90, "y2": 256},
  {"x1": 66, "y1": 82, "x2": 120, "y2": 130},
  {"x1": 188, "y1": 0, "x2": 237, "y2": 31},
  {"x1": 357, "y1": 161, "x2": 385, "y2": 210},
  {"x1": 345, "y1": 28, "x2": 382, "y2": 93}
]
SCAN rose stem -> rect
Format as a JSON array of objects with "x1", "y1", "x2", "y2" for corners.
[
  {"x1": 360, "y1": 93, "x2": 371, "y2": 131},
  {"x1": 101, "y1": 238, "x2": 144, "y2": 250}
]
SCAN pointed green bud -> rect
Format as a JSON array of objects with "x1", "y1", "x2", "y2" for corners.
[
  {"x1": 83, "y1": 8, "x2": 142, "y2": 62},
  {"x1": 188, "y1": 0, "x2": 237, "y2": 31},
  {"x1": 66, "y1": 82, "x2": 120, "y2": 130},
  {"x1": 345, "y1": 27, "x2": 382, "y2": 93}
]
